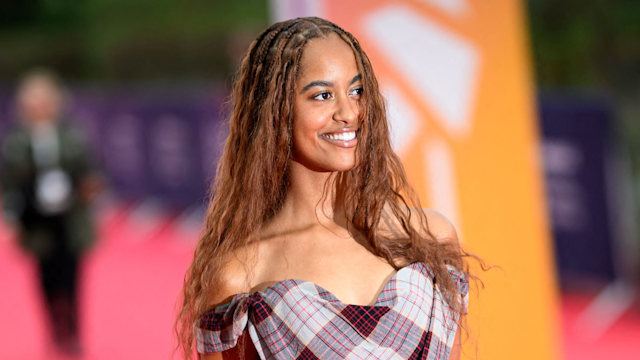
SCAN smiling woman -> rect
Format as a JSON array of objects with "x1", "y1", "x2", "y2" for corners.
[
  {"x1": 292, "y1": 33, "x2": 362, "y2": 172},
  {"x1": 175, "y1": 17, "x2": 475, "y2": 360}
]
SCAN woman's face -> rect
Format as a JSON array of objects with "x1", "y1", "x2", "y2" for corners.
[{"x1": 292, "y1": 33, "x2": 362, "y2": 172}]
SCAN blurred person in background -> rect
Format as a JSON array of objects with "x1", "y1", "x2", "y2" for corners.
[{"x1": 0, "y1": 69, "x2": 100, "y2": 356}]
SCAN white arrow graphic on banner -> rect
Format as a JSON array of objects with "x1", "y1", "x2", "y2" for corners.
[
  {"x1": 362, "y1": 5, "x2": 481, "y2": 231},
  {"x1": 362, "y1": 6, "x2": 479, "y2": 138}
]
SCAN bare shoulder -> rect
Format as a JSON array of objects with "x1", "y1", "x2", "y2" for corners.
[
  {"x1": 380, "y1": 202, "x2": 459, "y2": 244},
  {"x1": 421, "y1": 209, "x2": 459, "y2": 243},
  {"x1": 205, "y1": 246, "x2": 256, "y2": 308}
]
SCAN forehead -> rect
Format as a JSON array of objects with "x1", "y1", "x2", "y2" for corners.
[{"x1": 297, "y1": 33, "x2": 358, "y2": 80}]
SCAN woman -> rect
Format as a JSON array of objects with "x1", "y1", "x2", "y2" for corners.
[{"x1": 176, "y1": 17, "x2": 475, "y2": 360}]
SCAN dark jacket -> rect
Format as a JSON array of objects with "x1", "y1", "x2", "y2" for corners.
[{"x1": 0, "y1": 120, "x2": 96, "y2": 258}]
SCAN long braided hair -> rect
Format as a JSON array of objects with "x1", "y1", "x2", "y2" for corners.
[{"x1": 176, "y1": 17, "x2": 475, "y2": 359}]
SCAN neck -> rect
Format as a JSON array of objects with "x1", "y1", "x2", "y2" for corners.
[{"x1": 267, "y1": 160, "x2": 349, "y2": 234}]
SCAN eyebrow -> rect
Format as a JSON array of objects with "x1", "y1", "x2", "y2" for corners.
[{"x1": 300, "y1": 74, "x2": 362, "y2": 93}]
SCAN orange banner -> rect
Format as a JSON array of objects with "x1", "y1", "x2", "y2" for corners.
[{"x1": 272, "y1": 1, "x2": 561, "y2": 359}]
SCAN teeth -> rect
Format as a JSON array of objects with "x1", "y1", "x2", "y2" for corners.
[{"x1": 323, "y1": 131, "x2": 356, "y2": 141}]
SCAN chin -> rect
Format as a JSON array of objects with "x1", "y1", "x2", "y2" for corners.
[
  {"x1": 332, "y1": 161, "x2": 357, "y2": 172},
  {"x1": 293, "y1": 154, "x2": 357, "y2": 172}
]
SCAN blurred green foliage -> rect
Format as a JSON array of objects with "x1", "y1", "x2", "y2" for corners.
[
  {"x1": 527, "y1": 0, "x2": 639, "y2": 91},
  {"x1": 0, "y1": 0, "x2": 269, "y2": 82}
]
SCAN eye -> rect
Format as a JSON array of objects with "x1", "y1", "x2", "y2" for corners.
[
  {"x1": 312, "y1": 91, "x2": 333, "y2": 101},
  {"x1": 350, "y1": 87, "x2": 363, "y2": 97}
]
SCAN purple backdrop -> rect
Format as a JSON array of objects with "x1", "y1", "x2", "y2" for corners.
[
  {"x1": 0, "y1": 86, "x2": 227, "y2": 210},
  {"x1": 539, "y1": 94, "x2": 618, "y2": 284}
]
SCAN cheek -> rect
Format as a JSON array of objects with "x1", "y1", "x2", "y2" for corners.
[
  {"x1": 292, "y1": 120, "x2": 318, "y2": 153},
  {"x1": 294, "y1": 110, "x2": 325, "y2": 137}
]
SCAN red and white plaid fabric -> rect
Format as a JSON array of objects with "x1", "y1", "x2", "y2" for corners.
[{"x1": 195, "y1": 263, "x2": 469, "y2": 359}]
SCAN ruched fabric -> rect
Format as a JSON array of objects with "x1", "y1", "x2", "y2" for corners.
[{"x1": 195, "y1": 263, "x2": 469, "y2": 360}]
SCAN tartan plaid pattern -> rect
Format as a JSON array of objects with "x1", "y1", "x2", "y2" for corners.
[{"x1": 196, "y1": 263, "x2": 468, "y2": 359}]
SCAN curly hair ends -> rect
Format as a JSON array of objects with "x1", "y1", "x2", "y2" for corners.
[{"x1": 175, "y1": 16, "x2": 481, "y2": 359}]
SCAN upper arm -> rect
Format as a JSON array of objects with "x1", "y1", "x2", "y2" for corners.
[
  {"x1": 449, "y1": 325, "x2": 463, "y2": 360},
  {"x1": 198, "y1": 251, "x2": 256, "y2": 358},
  {"x1": 198, "y1": 330, "x2": 259, "y2": 360},
  {"x1": 200, "y1": 352, "x2": 223, "y2": 360}
]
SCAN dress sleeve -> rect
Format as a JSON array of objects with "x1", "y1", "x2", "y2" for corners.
[
  {"x1": 194, "y1": 294, "x2": 251, "y2": 354},
  {"x1": 447, "y1": 265, "x2": 470, "y2": 315}
]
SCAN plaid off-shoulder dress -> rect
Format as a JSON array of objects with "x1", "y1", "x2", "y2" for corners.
[{"x1": 195, "y1": 263, "x2": 469, "y2": 359}]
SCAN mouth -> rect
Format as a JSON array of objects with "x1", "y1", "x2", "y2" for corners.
[{"x1": 319, "y1": 129, "x2": 358, "y2": 148}]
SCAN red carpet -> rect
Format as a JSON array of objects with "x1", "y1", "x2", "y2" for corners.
[
  {"x1": 1, "y1": 203, "x2": 639, "y2": 359},
  {"x1": 0, "y1": 203, "x2": 196, "y2": 360},
  {"x1": 561, "y1": 291, "x2": 640, "y2": 360}
]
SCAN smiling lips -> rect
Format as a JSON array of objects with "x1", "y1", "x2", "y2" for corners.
[{"x1": 320, "y1": 130, "x2": 358, "y2": 148}]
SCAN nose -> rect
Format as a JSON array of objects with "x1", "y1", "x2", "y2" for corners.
[{"x1": 333, "y1": 93, "x2": 358, "y2": 126}]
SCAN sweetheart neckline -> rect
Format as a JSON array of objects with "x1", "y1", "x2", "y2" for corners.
[{"x1": 224, "y1": 262, "x2": 432, "y2": 308}]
